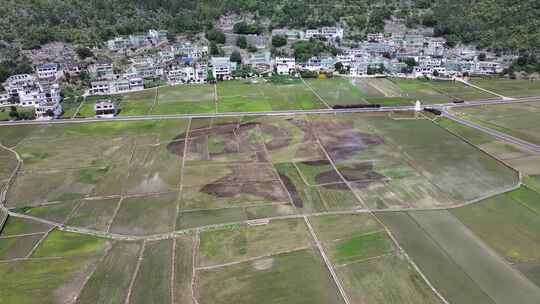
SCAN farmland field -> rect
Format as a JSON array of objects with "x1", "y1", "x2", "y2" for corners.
[
  {"x1": 471, "y1": 78, "x2": 540, "y2": 97},
  {"x1": 217, "y1": 79, "x2": 326, "y2": 112},
  {"x1": 450, "y1": 101, "x2": 540, "y2": 146},
  {"x1": 0, "y1": 107, "x2": 531, "y2": 303},
  {"x1": 152, "y1": 84, "x2": 215, "y2": 115},
  {"x1": 306, "y1": 78, "x2": 368, "y2": 106}
]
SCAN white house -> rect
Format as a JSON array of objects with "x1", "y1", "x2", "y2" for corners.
[
  {"x1": 88, "y1": 61, "x2": 114, "y2": 80},
  {"x1": 275, "y1": 57, "x2": 296, "y2": 75},
  {"x1": 35, "y1": 63, "x2": 63, "y2": 80},
  {"x1": 367, "y1": 33, "x2": 385, "y2": 43},
  {"x1": 210, "y1": 57, "x2": 237, "y2": 80},
  {"x1": 166, "y1": 65, "x2": 208, "y2": 85},
  {"x1": 305, "y1": 27, "x2": 344, "y2": 40},
  {"x1": 94, "y1": 100, "x2": 117, "y2": 118},
  {"x1": 90, "y1": 77, "x2": 144, "y2": 95}
]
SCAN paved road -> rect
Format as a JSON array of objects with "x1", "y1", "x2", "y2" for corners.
[
  {"x1": 0, "y1": 96, "x2": 538, "y2": 127},
  {"x1": 442, "y1": 111, "x2": 540, "y2": 153}
]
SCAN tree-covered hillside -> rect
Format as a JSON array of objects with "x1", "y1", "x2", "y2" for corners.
[{"x1": 0, "y1": 0, "x2": 538, "y2": 53}]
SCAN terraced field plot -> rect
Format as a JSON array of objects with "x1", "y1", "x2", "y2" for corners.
[
  {"x1": 471, "y1": 78, "x2": 540, "y2": 97},
  {"x1": 451, "y1": 101, "x2": 540, "y2": 146},
  {"x1": 217, "y1": 79, "x2": 326, "y2": 112}
]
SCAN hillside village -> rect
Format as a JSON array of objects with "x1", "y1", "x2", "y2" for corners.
[{"x1": 0, "y1": 21, "x2": 510, "y2": 120}]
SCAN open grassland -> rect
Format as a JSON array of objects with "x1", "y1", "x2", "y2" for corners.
[
  {"x1": 451, "y1": 102, "x2": 540, "y2": 146},
  {"x1": 306, "y1": 77, "x2": 368, "y2": 106},
  {"x1": 380, "y1": 210, "x2": 540, "y2": 304},
  {"x1": 451, "y1": 186, "x2": 540, "y2": 286},
  {"x1": 471, "y1": 78, "x2": 540, "y2": 97},
  {"x1": 198, "y1": 248, "x2": 344, "y2": 304},
  {"x1": 153, "y1": 84, "x2": 215, "y2": 115},
  {"x1": 217, "y1": 79, "x2": 326, "y2": 112}
]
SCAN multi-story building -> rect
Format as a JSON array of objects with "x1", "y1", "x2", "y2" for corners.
[
  {"x1": 275, "y1": 57, "x2": 296, "y2": 75},
  {"x1": 89, "y1": 78, "x2": 144, "y2": 95},
  {"x1": 94, "y1": 100, "x2": 117, "y2": 118},
  {"x1": 35, "y1": 63, "x2": 63, "y2": 80},
  {"x1": 305, "y1": 27, "x2": 344, "y2": 40},
  {"x1": 166, "y1": 64, "x2": 208, "y2": 85},
  {"x1": 88, "y1": 61, "x2": 114, "y2": 80},
  {"x1": 210, "y1": 57, "x2": 237, "y2": 80}
]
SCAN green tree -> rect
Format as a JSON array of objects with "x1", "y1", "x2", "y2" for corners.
[
  {"x1": 236, "y1": 36, "x2": 247, "y2": 49},
  {"x1": 230, "y1": 50, "x2": 242, "y2": 64},
  {"x1": 272, "y1": 35, "x2": 287, "y2": 48}
]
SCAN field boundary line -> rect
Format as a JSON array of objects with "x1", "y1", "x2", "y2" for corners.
[
  {"x1": 124, "y1": 240, "x2": 146, "y2": 304},
  {"x1": 404, "y1": 212, "x2": 499, "y2": 304},
  {"x1": 71, "y1": 96, "x2": 86, "y2": 119},
  {"x1": 304, "y1": 216, "x2": 351, "y2": 304},
  {"x1": 457, "y1": 79, "x2": 510, "y2": 100},
  {"x1": 148, "y1": 87, "x2": 159, "y2": 114},
  {"x1": 335, "y1": 251, "x2": 395, "y2": 268},
  {"x1": 300, "y1": 76, "x2": 332, "y2": 109},
  {"x1": 197, "y1": 245, "x2": 311, "y2": 271},
  {"x1": 25, "y1": 226, "x2": 55, "y2": 258},
  {"x1": 214, "y1": 83, "x2": 219, "y2": 113},
  {"x1": 191, "y1": 229, "x2": 201, "y2": 304},
  {"x1": 170, "y1": 238, "x2": 177, "y2": 304},
  {"x1": 71, "y1": 241, "x2": 113, "y2": 304},
  {"x1": 0, "y1": 232, "x2": 44, "y2": 239}
]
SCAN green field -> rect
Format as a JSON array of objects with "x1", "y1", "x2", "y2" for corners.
[
  {"x1": 452, "y1": 102, "x2": 540, "y2": 146},
  {"x1": 306, "y1": 77, "x2": 368, "y2": 106},
  {"x1": 471, "y1": 78, "x2": 540, "y2": 97},
  {"x1": 217, "y1": 79, "x2": 326, "y2": 112},
  {"x1": 380, "y1": 210, "x2": 540, "y2": 303},
  {"x1": 451, "y1": 187, "x2": 540, "y2": 286},
  {"x1": 198, "y1": 248, "x2": 344, "y2": 304},
  {"x1": 436, "y1": 117, "x2": 540, "y2": 175},
  {"x1": 152, "y1": 84, "x2": 215, "y2": 115},
  {"x1": 199, "y1": 219, "x2": 311, "y2": 267}
]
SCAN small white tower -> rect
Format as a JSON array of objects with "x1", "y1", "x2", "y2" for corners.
[{"x1": 414, "y1": 100, "x2": 422, "y2": 112}]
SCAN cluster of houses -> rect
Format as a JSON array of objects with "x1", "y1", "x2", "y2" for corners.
[
  {"x1": 0, "y1": 65, "x2": 63, "y2": 120},
  {"x1": 0, "y1": 26, "x2": 509, "y2": 120}
]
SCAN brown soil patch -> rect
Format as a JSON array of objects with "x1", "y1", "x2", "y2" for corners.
[
  {"x1": 314, "y1": 170, "x2": 344, "y2": 185},
  {"x1": 278, "y1": 173, "x2": 303, "y2": 208},
  {"x1": 339, "y1": 163, "x2": 387, "y2": 183},
  {"x1": 200, "y1": 181, "x2": 289, "y2": 202}
]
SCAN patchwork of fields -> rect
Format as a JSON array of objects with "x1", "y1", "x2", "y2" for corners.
[{"x1": 2, "y1": 96, "x2": 540, "y2": 303}]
